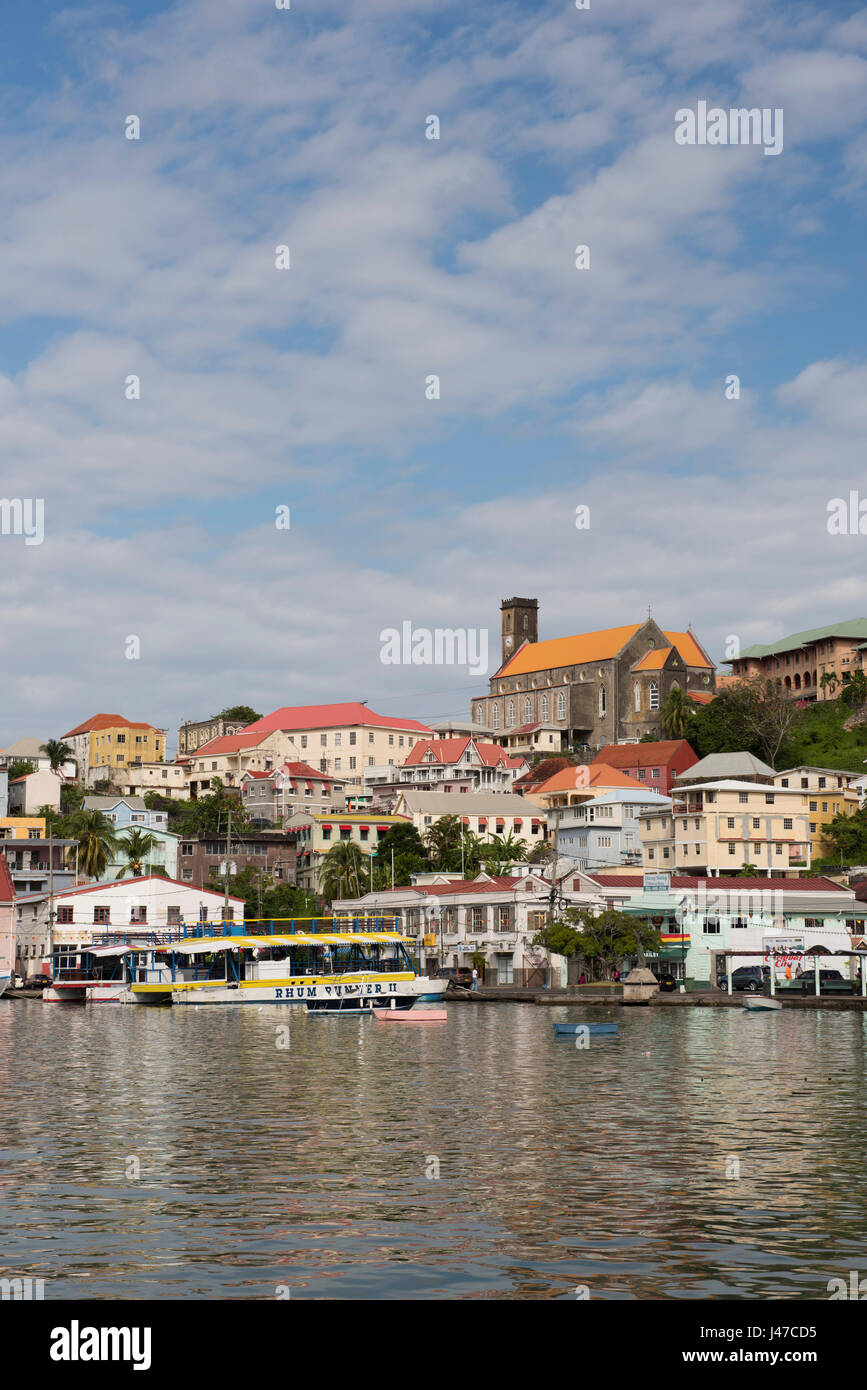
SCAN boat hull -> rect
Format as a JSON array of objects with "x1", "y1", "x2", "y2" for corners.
[
  {"x1": 743, "y1": 997, "x2": 782, "y2": 1012},
  {"x1": 374, "y1": 1006, "x2": 447, "y2": 1023},
  {"x1": 133, "y1": 974, "x2": 434, "y2": 1007},
  {"x1": 552, "y1": 1022, "x2": 618, "y2": 1035},
  {"x1": 0, "y1": 972, "x2": 10, "y2": 999}
]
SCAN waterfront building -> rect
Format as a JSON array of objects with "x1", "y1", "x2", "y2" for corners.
[
  {"x1": 0, "y1": 858, "x2": 14, "y2": 987},
  {"x1": 772, "y1": 765, "x2": 860, "y2": 859},
  {"x1": 585, "y1": 872, "x2": 864, "y2": 987},
  {"x1": 332, "y1": 869, "x2": 604, "y2": 983},
  {"x1": 7, "y1": 769, "x2": 63, "y2": 814},
  {"x1": 387, "y1": 791, "x2": 546, "y2": 851},
  {"x1": 589, "y1": 739, "x2": 698, "y2": 794},
  {"x1": 177, "y1": 712, "x2": 254, "y2": 757},
  {"x1": 640, "y1": 779, "x2": 812, "y2": 877},
  {"x1": 0, "y1": 737, "x2": 77, "y2": 778},
  {"x1": 14, "y1": 876, "x2": 245, "y2": 978},
  {"x1": 82, "y1": 795, "x2": 168, "y2": 831},
  {"x1": 287, "y1": 812, "x2": 412, "y2": 895},
  {"x1": 63, "y1": 714, "x2": 167, "y2": 787},
  {"x1": 177, "y1": 830, "x2": 298, "y2": 890},
  {"x1": 556, "y1": 789, "x2": 672, "y2": 871},
  {"x1": 471, "y1": 599, "x2": 716, "y2": 748},
  {"x1": 726, "y1": 618, "x2": 867, "y2": 701},
  {"x1": 240, "y1": 761, "x2": 347, "y2": 824}
]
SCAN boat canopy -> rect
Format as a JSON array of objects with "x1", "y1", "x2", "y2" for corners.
[
  {"x1": 165, "y1": 933, "x2": 410, "y2": 956},
  {"x1": 82, "y1": 944, "x2": 134, "y2": 958}
]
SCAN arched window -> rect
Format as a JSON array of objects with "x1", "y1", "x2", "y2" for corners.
[
  {"x1": 507, "y1": 700, "x2": 515, "y2": 725},
  {"x1": 557, "y1": 690, "x2": 566, "y2": 720},
  {"x1": 634, "y1": 682, "x2": 641, "y2": 712},
  {"x1": 524, "y1": 697, "x2": 532, "y2": 723},
  {"x1": 475, "y1": 704, "x2": 484, "y2": 724},
  {"x1": 599, "y1": 686, "x2": 606, "y2": 716},
  {"x1": 492, "y1": 703, "x2": 500, "y2": 729},
  {"x1": 649, "y1": 681, "x2": 659, "y2": 710},
  {"x1": 541, "y1": 694, "x2": 549, "y2": 721}
]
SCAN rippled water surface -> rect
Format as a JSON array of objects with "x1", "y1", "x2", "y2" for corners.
[{"x1": 1, "y1": 999, "x2": 865, "y2": 1299}]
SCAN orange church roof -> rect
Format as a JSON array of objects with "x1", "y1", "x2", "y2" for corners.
[
  {"x1": 499, "y1": 624, "x2": 713, "y2": 677},
  {"x1": 632, "y1": 646, "x2": 673, "y2": 671}
]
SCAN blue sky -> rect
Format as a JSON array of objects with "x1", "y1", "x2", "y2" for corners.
[{"x1": 2, "y1": 0, "x2": 867, "y2": 746}]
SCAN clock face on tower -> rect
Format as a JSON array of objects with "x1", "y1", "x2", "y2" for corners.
[{"x1": 505, "y1": 636, "x2": 513, "y2": 650}]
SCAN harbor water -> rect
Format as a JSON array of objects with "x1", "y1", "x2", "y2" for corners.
[{"x1": 1, "y1": 1000, "x2": 865, "y2": 1299}]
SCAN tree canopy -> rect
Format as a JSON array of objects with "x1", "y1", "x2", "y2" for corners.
[
  {"x1": 220, "y1": 705, "x2": 262, "y2": 724},
  {"x1": 533, "y1": 908, "x2": 662, "y2": 978}
]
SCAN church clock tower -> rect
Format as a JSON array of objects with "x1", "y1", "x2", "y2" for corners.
[{"x1": 501, "y1": 597, "x2": 539, "y2": 666}]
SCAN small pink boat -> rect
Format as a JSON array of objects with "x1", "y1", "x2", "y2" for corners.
[{"x1": 373, "y1": 1006, "x2": 447, "y2": 1023}]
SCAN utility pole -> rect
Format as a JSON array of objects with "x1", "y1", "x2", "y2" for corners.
[
  {"x1": 48, "y1": 823, "x2": 56, "y2": 968},
  {"x1": 224, "y1": 808, "x2": 232, "y2": 929},
  {"x1": 545, "y1": 808, "x2": 561, "y2": 989}
]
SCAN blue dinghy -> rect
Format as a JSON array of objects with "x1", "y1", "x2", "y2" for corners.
[{"x1": 552, "y1": 1021, "x2": 618, "y2": 1036}]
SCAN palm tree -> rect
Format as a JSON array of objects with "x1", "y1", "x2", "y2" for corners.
[
  {"x1": 842, "y1": 668, "x2": 867, "y2": 709},
  {"x1": 66, "y1": 809, "x2": 118, "y2": 879},
  {"x1": 114, "y1": 827, "x2": 161, "y2": 879},
  {"x1": 40, "y1": 739, "x2": 75, "y2": 774},
  {"x1": 320, "y1": 840, "x2": 368, "y2": 902},
  {"x1": 660, "y1": 686, "x2": 691, "y2": 739},
  {"x1": 422, "y1": 815, "x2": 464, "y2": 869},
  {"x1": 819, "y1": 671, "x2": 838, "y2": 699},
  {"x1": 481, "y1": 832, "x2": 528, "y2": 875}
]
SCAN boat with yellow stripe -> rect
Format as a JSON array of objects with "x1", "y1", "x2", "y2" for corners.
[{"x1": 126, "y1": 917, "x2": 446, "y2": 1007}]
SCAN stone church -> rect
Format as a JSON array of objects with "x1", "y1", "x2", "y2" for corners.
[{"x1": 471, "y1": 598, "x2": 716, "y2": 750}]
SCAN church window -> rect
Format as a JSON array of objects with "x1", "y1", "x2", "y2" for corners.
[
  {"x1": 599, "y1": 686, "x2": 606, "y2": 716},
  {"x1": 524, "y1": 698, "x2": 531, "y2": 723},
  {"x1": 492, "y1": 704, "x2": 500, "y2": 729},
  {"x1": 649, "y1": 682, "x2": 659, "y2": 710},
  {"x1": 635, "y1": 683, "x2": 641, "y2": 712},
  {"x1": 507, "y1": 700, "x2": 515, "y2": 726},
  {"x1": 557, "y1": 691, "x2": 566, "y2": 720},
  {"x1": 541, "y1": 694, "x2": 549, "y2": 721},
  {"x1": 475, "y1": 705, "x2": 484, "y2": 725}
]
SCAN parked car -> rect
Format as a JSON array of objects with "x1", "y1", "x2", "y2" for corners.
[
  {"x1": 653, "y1": 970, "x2": 678, "y2": 992},
  {"x1": 716, "y1": 965, "x2": 770, "y2": 993},
  {"x1": 777, "y1": 969, "x2": 858, "y2": 996}
]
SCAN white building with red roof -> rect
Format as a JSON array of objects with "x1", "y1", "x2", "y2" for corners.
[
  {"x1": 240, "y1": 760, "x2": 348, "y2": 824},
  {"x1": 14, "y1": 875, "x2": 245, "y2": 978},
  {"x1": 333, "y1": 869, "x2": 603, "y2": 983},
  {"x1": 367, "y1": 736, "x2": 528, "y2": 804},
  {"x1": 188, "y1": 702, "x2": 432, "y2": 799}
]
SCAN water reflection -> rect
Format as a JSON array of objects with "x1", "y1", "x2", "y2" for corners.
[{"x1": 0, "y1": 1001, "x2": 864, "y2": 1299}]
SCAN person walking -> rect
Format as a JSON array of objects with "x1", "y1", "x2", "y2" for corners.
[{"x1": 471, "y1": 966, "x2": 479, "y2": 992}]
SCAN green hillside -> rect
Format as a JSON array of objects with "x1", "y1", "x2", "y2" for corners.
[{"x1": 781, "y1": 700, "x2": 867, "y2": 773}]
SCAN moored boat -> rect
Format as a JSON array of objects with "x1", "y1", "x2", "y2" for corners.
[
  {"x1": 0, "y1": 970, "x2": 10, "y2": 999},
  {"x1": 373, "y1": 1005, "x2": 447, "y2": 1023},
  {"x1": 743, "y1": 995, "x2": 783, "y2": 1012},
  {"x1": 552, "y1": 1021, "x2": 618, "y2": 1036}
]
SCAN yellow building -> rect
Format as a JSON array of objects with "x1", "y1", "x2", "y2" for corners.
[
  {"x1": 773, "y1": 766, "x2": 860, "y2": 858},
  {"x1": 63, "y1": 714, "x2": 166, "y2": 787},
  {"x1": 0, "y1": 817, "x2": 46, "y2": 840},
  {"x1": 286, "y1": 812, "x2": 412, "y2": 894},
  {"x1": 640, "y1": 778, "x2": 812, "y2": 877}
]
